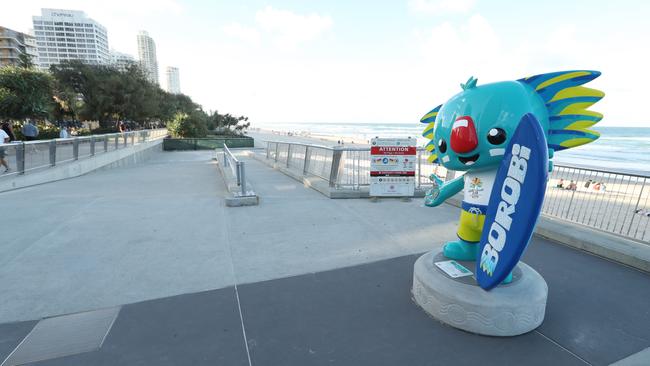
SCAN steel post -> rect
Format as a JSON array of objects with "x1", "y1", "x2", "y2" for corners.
[
  {"x1": 73, "y1": 138, "x2": 79, "y2": 160},
  {"x1": 16, "y1": 143, "x2": 25, "y2": 174},
  {"x1": 49, "y1": 140, "x2": 56, "y2": 166},
  {"x1": 329, "y1": 147, "x2": 344, "y2": 188},
  {"x1": 239, "y1": 161, "x2": 246, "y2": 196},
  {"x1": 417, "y1": 149, "x2": 422, "y2": 188},
  {"x1": 286, "y1": 144, "x2": 292, "y2": 168},
  {"x1": 303, "y1": 146, "x2": 311, "y2": 174}
]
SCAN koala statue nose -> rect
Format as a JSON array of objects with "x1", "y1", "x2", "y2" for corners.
[{"x1": 450, "y1": 116, "x2": 478, "y2": 153}]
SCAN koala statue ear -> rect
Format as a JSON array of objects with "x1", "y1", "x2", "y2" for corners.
[
  {"x1": 420, "y1": 104, "x2": 441, "y2": 125},
  {"x1": 518, "y1": 70, "x2": 604, "y2": 152},
  {"x1": 420, "y1": 104, "x2": 442, "y2": 164},
  {"x1": 461, "y1": 76, "x2": 478, "y2": 90}
]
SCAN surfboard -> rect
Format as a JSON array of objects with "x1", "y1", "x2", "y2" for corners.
[{"x1": 476, "y1": 113, "x2": 549, "y2": 290}]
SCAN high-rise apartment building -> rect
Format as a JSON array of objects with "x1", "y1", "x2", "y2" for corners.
[
  {"x1": 165, "y1": 66, "x2": 181, "y2": 94},
  {"x1": 0, "y1": 26, "x2": 39, "y2": 67},
  {"x1": 110, "y1": 50, "x2": 135, "y2": 71},
  {"x1": 136, "y1": 31, "x2": 158, "y2": 84},
  {"x1": 32, "y1": 9, "x2": 109, "y2": 69}
]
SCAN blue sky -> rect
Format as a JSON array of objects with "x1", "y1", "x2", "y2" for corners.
[{"x1": 3, "y1": 0, "x2": 650, "y2": 126}]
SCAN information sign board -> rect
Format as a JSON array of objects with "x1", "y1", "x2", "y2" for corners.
[{"x1": 370, "y1": 137, "x2": 416, "y2": 197}]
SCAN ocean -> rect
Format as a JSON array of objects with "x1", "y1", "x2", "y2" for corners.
[{"x1": 255, "y1": 123, "x2": 650, "y2": 175}]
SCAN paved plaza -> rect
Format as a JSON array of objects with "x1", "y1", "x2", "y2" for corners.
[{"x1": 1, "y1": 150, "x2": 649, "y2": 365}]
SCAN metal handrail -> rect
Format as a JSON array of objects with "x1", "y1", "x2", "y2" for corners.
[
  {"x1": 0, "y1": 128, "x2": 168, "y2": 177},
  {"x1": 549, "y1": 161, "x2": 650, "y2": 179},
  {"x1": 261, "y1": 139, "x2": 334, "y2": 150},
  {"x1": 261, "y1": 139, "x2": 429, "y2": 152},
  {"x1": 223, "y1": 144, "x2": 247, "y2": 197}
]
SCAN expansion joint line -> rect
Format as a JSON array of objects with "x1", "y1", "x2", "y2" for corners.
[
  {"x1": 534, "y1": 330, "x2": 592, "y2": 365},
  {"x1": 222, "y1": 203, "x2": 253, "y2": 366}
]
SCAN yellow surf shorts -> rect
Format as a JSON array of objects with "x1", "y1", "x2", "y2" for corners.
[{"x1": 457, "y1": 209, "x2": 486, "y2": 243}]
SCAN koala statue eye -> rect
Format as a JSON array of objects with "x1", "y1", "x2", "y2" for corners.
[
  {"x1": 438, "y1": 139, "x2": 447, "y2": 153},
  {"x1": 487, "y1": 128, "x2": 506, "y2": 145}
]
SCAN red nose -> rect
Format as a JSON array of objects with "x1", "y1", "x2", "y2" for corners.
[{"x1": 450, "y1": 116, "x2": 478, "y2": 153}]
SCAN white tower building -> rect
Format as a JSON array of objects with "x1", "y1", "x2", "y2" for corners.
[
  {"x1": 136, "y1": 31, "x2": 158, "y2": 84},
  {"x1": 110, "y1": 50, "x2": 135, "y2": 71},
  {"x1": 31, "y1": 9, "x2": 109, "y2": 69},
  {"x1": 165, "y1": 66, "x2": 181, "y2": 94},
  {"x1": 0, "y1": 26, "x2": 39, "y2": 67}
]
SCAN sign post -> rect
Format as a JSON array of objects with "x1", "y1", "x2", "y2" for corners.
[{"x1": 370, "y1": 137, "x2": 416, "y2": 197}]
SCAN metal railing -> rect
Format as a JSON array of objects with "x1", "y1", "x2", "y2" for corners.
[
  {"x1": 263, "y1": 140, "x2": 649, "y2": 243},
  {"x1": 0, "y1": 129, "x2": 168, "y2": 177},
  {"x1": 542, "y1": 164, "x2": 650, "y2": 243},
  {"x1": 223, "y1": 144, "x2": 250, "y2": 197},
  {"x1": 265, "y1": 140, "x2": 451, "y2": 189}
]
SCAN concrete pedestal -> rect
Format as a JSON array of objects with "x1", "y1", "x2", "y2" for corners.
[{"x1": 412, "y1": 251, "x2": 548, "y2": 336}]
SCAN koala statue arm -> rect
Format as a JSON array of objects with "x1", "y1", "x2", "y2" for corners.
[{"x1": 424, "y1": 174, "x2": 464, "y2": 207}]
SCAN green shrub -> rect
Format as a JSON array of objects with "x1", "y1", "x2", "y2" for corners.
[{"x1": 166, "y1": 112, "x2": 208, "y2": 138}]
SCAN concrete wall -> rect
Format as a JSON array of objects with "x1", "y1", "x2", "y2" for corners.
[
  {"x1": 163, "y1": 137, "x2": 254, "y2": 151},
  {"x1": 0, "y1": 139, "x2": 163, "y2": 193}
]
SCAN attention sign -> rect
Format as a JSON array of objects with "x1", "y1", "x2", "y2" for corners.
[{"x1": 370, "y1": 137, "x2": 416, "y2": 197}]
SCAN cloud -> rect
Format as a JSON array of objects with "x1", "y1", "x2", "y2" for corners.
[
  {"x1": 408, "y1": 0, "x2": 476, "y2": 15},
  {"x1": 223, "y1": 23, "x2": 261, "y2": 45},
  {"x1": 255, "y1": 6, "x2": 333, "y2": 46},
  {"x1": 419, "y1": 14, "x2": 507, "y2": 83},
  {"x1": 222, "y1": 6, "x2": 332, "y2": 47}
]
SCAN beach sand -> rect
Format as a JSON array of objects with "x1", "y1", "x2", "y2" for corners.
[{"x1": 248, "y1": 128, "x2": 371, "y2": 147}]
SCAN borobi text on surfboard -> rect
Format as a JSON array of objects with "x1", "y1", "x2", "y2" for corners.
[{"x1": 480, "y1": 143, "x2": 530, "y2": 276}]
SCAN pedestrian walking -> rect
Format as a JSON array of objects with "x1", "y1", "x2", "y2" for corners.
[
  {"x1": 21, "y1": 119, "x2": 39, "y2": 141},
  {"x1": 0, "y1": 124, "x2": 11, "y2": 173},
  {"x1": 2, "y1": 122, "x2": 16, "y2": 142},
  {"x1": 59, "y1": 126, "x2": 69, "y2": 138}
]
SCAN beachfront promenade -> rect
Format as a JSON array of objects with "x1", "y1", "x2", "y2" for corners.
[{"x1": 1, "y1": 149, "x2": 649, "y2": 365}]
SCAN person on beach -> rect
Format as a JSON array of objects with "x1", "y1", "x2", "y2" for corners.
[
  {"x1": 635, "y1": 209, "x2": 650, "y2": 217},
  {"x1": 556, "y1": 179, "x2": 565, "y2": 188},
  {"x1": 567, "y1": 180, "x2": 577, "y2": 191},
  {"x1": 593, "y1": 182, "x2": 601, "y2": 191}
]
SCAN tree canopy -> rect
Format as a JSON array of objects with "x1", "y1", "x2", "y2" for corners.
[
  {"x1": 0, "y1": 66, "x2": 54, "y2": 120},
  {"x1": 0, "y1": 60, "x2": 250, "y2": 137}
]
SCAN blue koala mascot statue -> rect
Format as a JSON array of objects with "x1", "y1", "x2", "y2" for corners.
[{"x1": 421, "y1": 71, "x2": 604, "y2": 285}]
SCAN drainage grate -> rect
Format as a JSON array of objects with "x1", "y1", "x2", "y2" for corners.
[{"x1": 1, "y1": 307, "x2": 120, "y2": 366}]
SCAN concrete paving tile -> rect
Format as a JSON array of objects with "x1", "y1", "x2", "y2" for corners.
[
  {"x1": 0, "y1": 321, "x2": 37, "y2": 364},
  {"x1": 3, "y1": 307, "x2": 119, "y2": 366},
  {"x1": 238, "y1": 254, "x2": 585, "y2": 366},
  {"x1": 0, "y1": 152, "x2": 235, "y2": 323},
  {"x1": 28, "y1": 289, "x2": 248, "y2": 366},
  {"x1": 225, "y1": 156, "x2": 461, "y2": 285},
  {"x1": 523, "y1": 239, "x2": 650, "y2": 366}
]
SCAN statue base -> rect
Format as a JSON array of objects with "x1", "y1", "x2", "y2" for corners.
[{"x1": 412, "y1": 251, "x2": 547, "y2": 336}]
